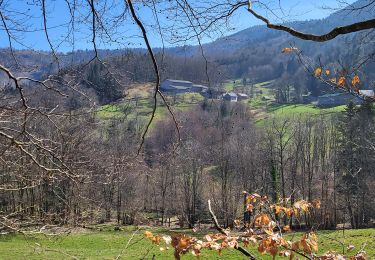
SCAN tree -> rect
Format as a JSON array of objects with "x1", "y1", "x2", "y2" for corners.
[{"x1": 336, "y1": 101, "x2": 375, "y2": 228}]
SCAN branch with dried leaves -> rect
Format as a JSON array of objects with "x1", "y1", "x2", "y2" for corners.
[{"x1": 208, "y1": 199, "x2": 257, "y2": 260}]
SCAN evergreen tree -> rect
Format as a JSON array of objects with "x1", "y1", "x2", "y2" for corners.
[
  {"x1": 336, "y1": 101, "x2": 375, "y2": 228},
  {"x1": 85, "y1": 61, "x2": 123, "y2": 104}
]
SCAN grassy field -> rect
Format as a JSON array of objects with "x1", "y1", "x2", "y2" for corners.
[
  {"x1": 263, "y1": 104, "x2": 346, "y2": 120},
  {"x1": 241, "y1": 79, "x2": 348, "y2": 124},
  {"x1": 96, "y1": 81, "x2": 347, "y2": 127},
  {"x1": 96, "y1": 86, "x2": 203, "y2": 126},
  {"x1": 1, "y1": 227, "x2": 374, "y2": 259}
]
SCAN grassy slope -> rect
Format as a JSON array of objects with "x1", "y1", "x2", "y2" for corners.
[
  {"x1": 1, "y1": 227, "x2": 374, "y2": 259},
  {"x1": 96, "y1": 80, "x2": 346, "y2": 127},
  {"x1": 240, "y1": 80, "x2": 347, "y2": 124},
  {"x1": 96, "y1": 84, "x2": 203, "y2": 129}
]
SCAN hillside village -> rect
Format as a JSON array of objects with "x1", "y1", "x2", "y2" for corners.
[
  {"x1": 161, "y1": 78, "x2": 375, "y2": 107},
  {"x1": 161, "y1": 79, "x2": 249, "y2": 102}
]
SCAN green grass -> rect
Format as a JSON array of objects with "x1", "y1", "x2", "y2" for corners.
[
  {"x1": 267, "y1": 104, "x2": 346, "y2": 118},
  {"x1": 254, "y1": 104, "x2": 346, "y2": 126},
  {"x1": 223, "y1": 80, "x2": 236, "y2": 91},
  {"x1": 247, "y1": 81, "x2": 275, "y2": 109},
  {"x1": 1, "y1": 227, "x2": 373, "y2": 259},
  {"x1": 245, "y1": 79, "x2": 347, "y2": 125},
  {"x1": 96, "y1": 92, "x2": 203, "y2": 124}
]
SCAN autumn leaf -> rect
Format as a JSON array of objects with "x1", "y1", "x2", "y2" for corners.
[
  {"x1": 314, "y1": 67, "x2": 322, "y2": 77},
  {"x1": 163, "y1": 235, "x2": 172, "y2": 245},
  {"x1": 152, "y1": 235, "x2": 162, "y2": 245},
  {"x1": 247, "y1": 203, "x2": 254, "y2": 212},
  {"x1": 234, "y1": 219, "x2": 241, "y2": 228},
  {"x1": 309, "y1": 233, "x2": 319, "y2": 252},
  {"x1": 204, "y1": 234, "x2": 213, "y2": 242},
  {"x1": 300, "y1": 232, "x2": 318, "y2": 254},
  {"x1": 294, "y1": 200, "x2": 311, "y2": 212},
  {"x1": 227, "y1": 240, "x2": 238, "y2": 248},
  {"x1": 269, "y1": 246, "x2": 278, "y2": 257},
  {"x1": 285, "y1": 207, "x2": 294, "y2": 217},
  {"x1": 254, "y1": 213, "x2": 271, "y2": 227},
  {"x1": 312, "y1": 199, "x2": 321, "y2": 209},
  {"x1": 351, "y1": 75, "x2": 360, "y2": 87},
  {"x1": 144, "y1": 231, "x2": 154, "y2": 239},
  {"x1": 246, "y1": 196, "x2": 255, "y2": 204},
  {"x1": 257, "y1": 238, "x2": 269, "y2": 254},
  {"x1": 300, "y1": 238, "x2": 312, "y2": 253},
  {"x1": 274, "y1": 205, "x2": 283, "y2": 215},
  {"x1": 172, "y1": 234, "x2": 195, "y2": 259},
  {"x1": 291, "y1": 241, "x2": 300, "y2": 251},
  {"x1": 353, "y1": 252, "x2": 367, "y2": 260},
  {"x1": 242, "y1": 236, "x2": 257, "y2": 247},
  {"x1": 192, "y1": 243, "x2": 202, "y2": 256},
  {"x1": 279, "y1": 250, "x2": 291, "y2": 257},
  {"x1": 282, "y1": 225, "x2": 291, "y2": 232},
  {"x1": 205, "y1": 233, "x2": 226, "y2": 242},
  {"x1": 325, "y1": 69, "x2": 331, "y2": 75},
  {"x1": 282, "y1": 47, "x2": 298, "y2": 53},
  {"x1": 338, "y1": 76, "x2": 346, "y2": 87}
]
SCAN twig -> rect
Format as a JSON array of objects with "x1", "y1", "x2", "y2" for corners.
[
  {"x1": 115, "y1": 227, "x2": 141, "y2": 260},
  {"x1": 207, "y1": 200, "x2": 257, "y2": 260},
  {"x1": 126, "y1": 0, "x2": 180, "y2": 155}
]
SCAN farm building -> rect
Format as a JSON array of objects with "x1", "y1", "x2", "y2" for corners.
[
  {"x1": 223, "y1": 92, "x2": 238, "y2": 102},
  {"x1": 359, "y1": 90, "x2": 375, "y2": 98},
  {"x1": 237, "y1": 93, "x2": 249, "y2": 100},
  {"x1": 314, "y1": 90, "x2": 374, "y2": 107},
  {"x1": 315, "y1": 93, "x2": 360, "y2": 107},
  {"x1": 160, "y1": 79, "x2": 208, "y2": 94},
  {"x1": 160, "y1": 79, "x2": 193, "y2": 94},
  {"x1": 192, "y1": 84, "x2": 208, "y2": 93}
]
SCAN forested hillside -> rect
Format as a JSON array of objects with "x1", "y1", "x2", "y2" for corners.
[
  {"x1": 1, "y1": 0, "x2": 374, "y2": 103},
  {"x1": 1, "y1": 0, "x2": 375, "y2": 259}
]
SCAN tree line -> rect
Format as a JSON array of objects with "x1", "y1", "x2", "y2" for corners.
[{"x1": 1, "y1": 96, "x2": 374, "y2": 231}]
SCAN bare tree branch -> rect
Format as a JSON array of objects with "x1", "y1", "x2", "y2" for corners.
[
  {"x1": 208, "y1": 199, "x2": 257, "y2": 260},
  {"x1": 247, "y1": 1, "x2": 375, "y2": 42}
]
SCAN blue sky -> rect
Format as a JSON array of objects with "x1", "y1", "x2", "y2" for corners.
[{"x1": 0, "y1": 0, "x2": 356, "y2": 52}]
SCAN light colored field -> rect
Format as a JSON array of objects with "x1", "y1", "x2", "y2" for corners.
[
  {"x1": 96, "y1": 85, "x2": 204, "y2": 132},
  {"x1": 0, "y1": 226, "x2": 373, "y2": 259}
]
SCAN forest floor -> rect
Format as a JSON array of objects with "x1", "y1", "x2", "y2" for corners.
[{"x1": 1, "y1": 225, "x2": 374, "y2": 259}]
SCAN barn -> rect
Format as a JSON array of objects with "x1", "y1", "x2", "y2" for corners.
[
  {"x1": 160, "y1": 79, "x2": 193, "y2": 94},
  {"x1": 160, "y1": 79, "x2": 208, "y2": 94},
  {"x1": 223, "y1": 92, "x2": 238, "y2": 102}
]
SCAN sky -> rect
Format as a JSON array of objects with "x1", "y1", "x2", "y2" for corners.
[{"x1": 0, "y1": 0, "x2": 356, "y2": 52}]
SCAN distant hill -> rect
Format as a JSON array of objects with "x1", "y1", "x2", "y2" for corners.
[{"x1": 1, "y1": 0, "x2": 374, "y2": 97}]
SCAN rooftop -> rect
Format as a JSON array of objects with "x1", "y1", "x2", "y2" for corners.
[
  {"x1": 192, "y1": 84, "x2": 208, "y2": 89},
  {"x1": 359, "y1": 90, "x2": 375, "y2": 97},
  {"x1": 169, "y1": 85, "x2": 191, "y2": 90},
  {"x1": 165, "y1": 79, "x2": 192, "y2": 84},
  {"x1": 319, "y1": 93, "x2": 345, "y2": 98},
  {"x1": 224, "y1": 92, "x2": 237, "y2": 97}
]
